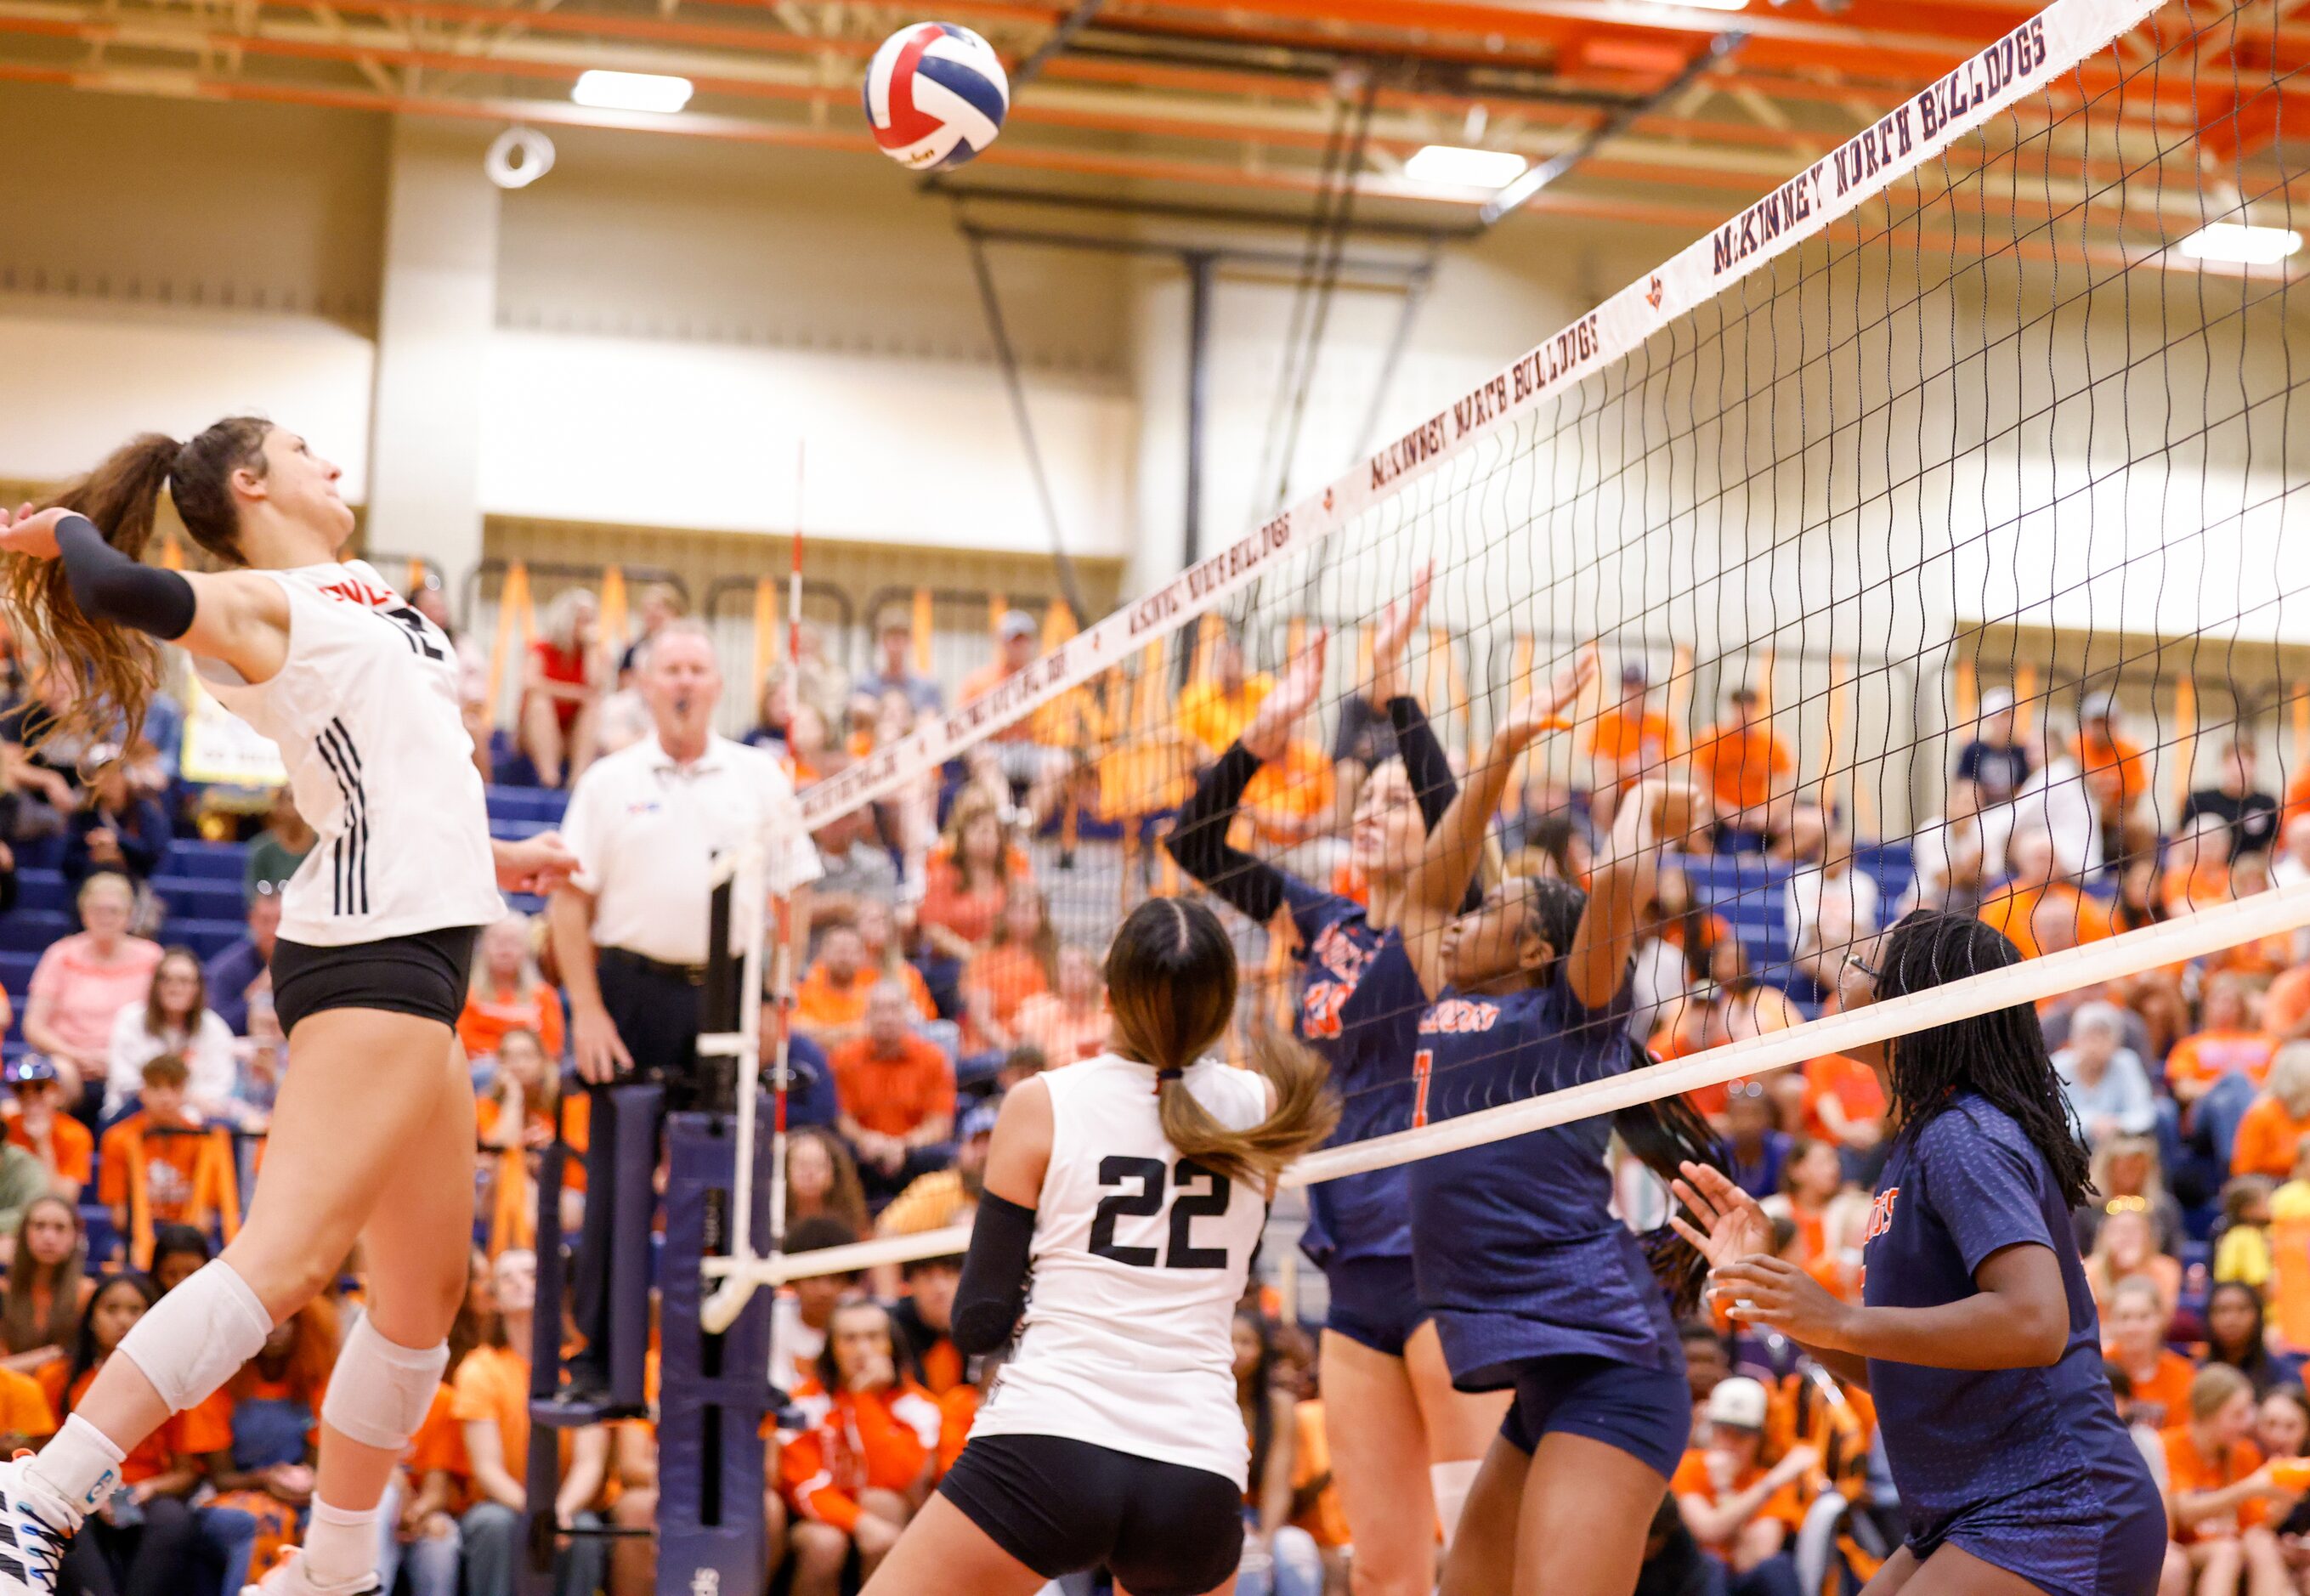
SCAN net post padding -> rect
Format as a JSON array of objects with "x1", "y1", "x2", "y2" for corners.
[
  {"x1": 1288, "y1": 882, "x2": 2310, "y2": 1187},
  {"x1": 792, "y1": 0, "x2": 2160, "y2": 833}
]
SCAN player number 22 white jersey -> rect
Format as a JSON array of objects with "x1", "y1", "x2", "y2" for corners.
[
  {"x1": 200, "y1": 562, "x2": 502, "y2": 947},
  {"x1": 967, "y1": 1052, "x2": 1271, "y2": 1486}
]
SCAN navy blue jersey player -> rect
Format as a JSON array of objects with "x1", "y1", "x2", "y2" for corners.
[
  {"x1": 1676, "y1": 910, "x2": 2163, "y2": 1596},
  {"x1": 1164, "y1": 571, "x2": 1506, "y2": 1593},
  {"x1": 1386, "y1": 648, "x2": 1724, "y2": 1596}
]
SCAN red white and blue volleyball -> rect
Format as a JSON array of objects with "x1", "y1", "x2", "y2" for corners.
[{"x1": 863, "y1": 22, "x2": 1010, "y2": 171}]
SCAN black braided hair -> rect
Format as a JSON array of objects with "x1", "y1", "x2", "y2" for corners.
[
  {"x1": 1876, "y1": 908, "x2": 2092, "y2": 1208},
  {"x1": 1519, "y1": 877, "x2": 1726, "y2": 1317}
]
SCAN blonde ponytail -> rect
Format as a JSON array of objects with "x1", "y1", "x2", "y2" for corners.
[{"x1": 1157, "y1": 1027, "x2": 1339, "y2": 1188}]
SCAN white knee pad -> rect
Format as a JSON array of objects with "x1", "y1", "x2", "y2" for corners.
[
  {"x1": 1432, "y1": 1458, "x2": 1483, "y2": 1548},
  {"x1": 320, "y1": 1313, "x2": 450, "y2": 1452},
  {"x1": 116, "y1": 1259, "x2": 274, "y2": 1413}
]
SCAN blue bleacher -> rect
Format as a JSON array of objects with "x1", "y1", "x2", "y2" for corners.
[{"x1": 1675, "y1": 841, "x2": 1917, "y2": 1006}]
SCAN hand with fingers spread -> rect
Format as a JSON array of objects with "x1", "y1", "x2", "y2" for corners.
[
  {"x1": 1243, "y1": 627, "x2": 1328, "y2": 763},
  {"x1": 1495, "y1": 644, "x2": 1599, "y2": 756},
  {"x1": 1712, "y1": 1254, "x2": 1859, "y2": 1350},
  {"x1": 1669, "y1": 1158, "x2": 1775, "y2": 1270},
  {"x1": 1367, "y1": 563, "x2": 1433, "y2": 705}
]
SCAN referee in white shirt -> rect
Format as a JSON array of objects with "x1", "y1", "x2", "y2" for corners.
[{"x1": 548, "y1": 620, "x2": 821, "y2": 1401}]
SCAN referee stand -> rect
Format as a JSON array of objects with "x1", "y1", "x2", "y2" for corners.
[{"x1": 521, "y1": 873, "x2": 783, "y2": 1596}]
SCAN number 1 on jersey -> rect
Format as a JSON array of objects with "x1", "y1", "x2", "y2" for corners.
[{"x1": 1413, "y1": 1048, "x2": 1433, "y2": 1129}]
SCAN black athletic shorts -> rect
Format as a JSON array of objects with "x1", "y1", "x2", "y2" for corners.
[
  {"x1": 939, "y1": 1434, "x2": 1243, "y2": 1596},
  {"x1": 271, "y1": 925, "x2": 479, "y2": 1035}
]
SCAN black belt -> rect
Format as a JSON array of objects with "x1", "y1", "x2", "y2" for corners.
[{"x1": 600, "y1": 947, "x2": 708, "y2": 987}]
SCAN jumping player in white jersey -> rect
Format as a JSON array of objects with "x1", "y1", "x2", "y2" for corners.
[
  {"x1": 860, "y1": 896, "x2": 1339, "y2": 1596},
  {"x1": 0, "y1": 419, "x2": 575, "y2": 1596}
]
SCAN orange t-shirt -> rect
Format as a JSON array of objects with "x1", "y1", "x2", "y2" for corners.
[
  {"x1": 2168, "y1": 1030, "x2": 2279, "y2": 1096},
  {"x1": 963, "y1": 944, "x2": 1049, "y2": 1044},
  {"x1": 957, "y1": 662, "x2": 1076, "y2": 746},
  {"x1": 2107, "y1": 1348, "x2": 2196, "y2": 1431},
  {"x1": 1689, "y1": 722, "x2": 1793, "y2": 810},
  {"x1": 918, "y1": 851, "x2": 1031, "y2": 948},
  {"x1": 936, "y1": 1384, "x2": 977, "y2": 1479},
  {"x1": 1670, "y1": 1449, "x2": 1804, "y2": 1554},
  {"x1": 2075, "y1": 730, "x2": 2148, "y2": 812},
  {"x1": 1977, "y1": 884, "x2": 2114, "y2": 960},
  {"x1": 778, "y1": 1380, "x2": 941, "y2": 1531},
  {"x1": 8, "y1": 1115, "x2": 93, "y2": 1188},
  {"x1": 2268, "y1": 965, "x2": 2310, "y2": 1038},
  {"x1": 2164, "y1": 863, "x2": 2234, "y2": 916},
  {"x1": 2285, "y1": 767, "x2": 2310, "y2": 831},
  {"x1": 2234, "y1": 1094, "x2": 2310, "y2": 1179},
  {"x1": 475, "y1": 1089, "x2": 592, "y2": 1192},
  {"x1": 0, "y1": 1367, "x2": 54, "y2": 1445},
  {"x1": 456, "y1": 981, "x2": 566, "y2": 1061},
  {"x1": 830, "y1": 1035, "x2": 954, "y2": 1140},
  {"x1": 410, "y1": 1381, "x2": 470, "y2": 1500},
  {"x1": 48, "y1": 1362, "x2": 229, "y2": 1484},
  {"x1": 1588, "y1": 706, "x2": 1676, "y2": 770},
  {"x1": 795, "y1": 962, "x2": 936, "y2": 1033},
  {"x1": 2163, "y1": 1426, "x2": 2268, "y2": 1541},
  {"x1": 1803, "y1": 1055, "x2": 1887, "y2": 1140},
  {"x1": 1290, "y1": 1400, "x2": 1353, "y2": 1549},
  {"x1": 451, "y1": 1344, "x2": 533, "y2": 1485},
  {"x1": 96, "y1": 1111, "x2": 210, "y2": 1223}
]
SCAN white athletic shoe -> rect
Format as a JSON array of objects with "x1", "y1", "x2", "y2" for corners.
[
  {"x1": 240, "y1": 1548, "x2": 382, "y2": 1596},
  {"x1": 0, "y1": 1453, "x2": 77, "y2": 1593}
]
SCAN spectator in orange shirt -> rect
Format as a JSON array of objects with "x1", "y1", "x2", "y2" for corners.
[
  {"x1": 1690, "y1": 686, "x2": 1794, "y2": 846},
  {"x1": 1800, "y1": 1053, "x2": 1886, "y2": 1163},
  {"x1": 780, "y1": 1298, "x2": 940, "y2": 1596},
  {"x1": 2265, "y1": 954, "x2": 2310, "y2": 1045},
  {"x1": 830, "y1": 982, "x2": 955, "y2": 1203},
  {"x1": 917, "y1": 790, "x2": 1030, "y2": 962},
  {"x1": 5, "y1": 1056, "x2": 92, "y2": 1203},
  {"x1": 51, "y1": 1272, "x2": 223, "y2": 1592},
  {"x1": 1977, "y1": 829, "x2": 2114, "y2": 960},
  {"x1": 456, "y1": 1248, "x2": 611, "y2": 1596},
  {"x1": 961, "y1": 891, "x2": 1053, "y2": 1053},
  {"x1": 2100, "y1": 1277, "x2": 2194, "y2": 1429},
  {"x1": 891, "y1": 1257, "x2": 964, "y2": 1397},
  {"x1": 1671, "y1": 1377, "x2": 1815, "y2": 1596},
  {"x1": 96, "y1": 1052, "x2": 208, "y2": 1236},
  {"x1": 795, "y1": 922, "x2": 935, "y2": 1050},
  {"x1": 0, "y1": 1197, "x2": 89, "y2": 1380},
  {"x1": 2168, "y1": 974, "x2": 2278, "y2": 1112},
  {"x1": 1588, "y1": 659, "x2": 1677, "y2": 831},
  {"x1": 207, "y1": 1298, "x2": 339, "y2": 1584},
  {"x1": 457, "y1": 914, "x2": 566, "y2": 1064},
  {"x1": 955, "y1": 610, "x2": 1068, "y2": 826},
  {"x1": 1012, "y1": 945, "x2": 1109, "y2": 1066},
  {"x1": 2087, "y1": 1207, "x2": 2182, "y2": 1323},
  {"x1": 2161, "y1": 1363, "x2": 2296, "y2": 1594},
  {"x1": 2232, "y1": 1043, "x2": 2310, "y2": 1180},
  {"x1": 2162, "y1": 813, "x2": 2235, "y2": 916},
  {"x1": 2075, "y1": 693, "x2": 2154, "y2": 864}
]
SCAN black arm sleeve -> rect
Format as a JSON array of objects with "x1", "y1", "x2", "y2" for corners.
[
  {"x1": 1389, "y1": 695, "x2": 1483, "y2": 914},
  {"x1": 56, "y1": 515, "x2": 195, "y2": 642},
  {"x1": 1163, "y1": 742, "x2": 1288, "y2": 925},
  {"x1": 952, "y1": 1191, "x2": 1037, "y2": 1356}
]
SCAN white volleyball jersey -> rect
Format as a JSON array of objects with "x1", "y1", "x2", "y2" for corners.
[
  {"x1": 968, "y1": 1052, "x2": 1271, "y2": 1484},
  {"x1": 201, "y1": 561, "x2": 502, "y2": 947}
]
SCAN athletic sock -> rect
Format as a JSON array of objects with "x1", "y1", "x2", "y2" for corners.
[
  {"x1": 297, "y1": 1497, "x2": 383, "y2": 1590},
  {"x1": 26, "y1": 1413, "x2": 125, "y2": 1523}
]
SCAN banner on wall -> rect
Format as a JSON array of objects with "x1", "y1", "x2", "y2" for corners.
[{"x1": 179, "y1": 671, "x2": 286, "y2": 788}]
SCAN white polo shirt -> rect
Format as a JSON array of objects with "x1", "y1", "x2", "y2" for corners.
[{"x1": 560, "y1": 732, "x2": 824, "y2": 966}]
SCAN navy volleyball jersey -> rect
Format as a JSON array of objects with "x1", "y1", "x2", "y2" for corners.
[
  {"x1": 1864, "y1": 1095, "x2": 2163, "y2": 1587},
  {"x1": 1282, "y1": 878, "x2": 1427, "y2": 1268},
  {"x1": 1406, "y1": 975, "x2": 1681, "y2": 1390}
]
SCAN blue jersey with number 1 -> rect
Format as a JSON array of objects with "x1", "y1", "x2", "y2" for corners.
[
  {"x1": 1407, "y1": 976, "x2": 1680, "y2": 1390},
  {"x1": 1283, "y1": 878, "x2": 1428, "y2": 1269}
]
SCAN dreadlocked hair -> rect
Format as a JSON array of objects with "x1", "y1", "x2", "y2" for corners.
[
  {"x1": 1877, "y1": 908, "x2": 2092, "y2": 1208},
  {"x1": 1515, "y1": 874, "x2": 1727, "y2": 1317}
]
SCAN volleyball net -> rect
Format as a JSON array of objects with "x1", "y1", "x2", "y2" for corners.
[{"x1": 716, "y1": 0, "x2": 2310, "y2": 1291}]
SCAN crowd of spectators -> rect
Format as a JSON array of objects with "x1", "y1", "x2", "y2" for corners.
[{"x1": 3, "y1": 576, "x2": 2310, "y2": 1595}]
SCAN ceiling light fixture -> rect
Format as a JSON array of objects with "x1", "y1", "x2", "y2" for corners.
[
  {"x1": 1404, "y1": 144, "x2": 1529, "y2": 190},
  {"x1": 572, "y1": 70, "x2": 694, "y2": 114}
]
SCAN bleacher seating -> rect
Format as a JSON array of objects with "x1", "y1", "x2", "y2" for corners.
[{"x1": 1674, "y1": 842, "x2": 1916, "y2": 1010}]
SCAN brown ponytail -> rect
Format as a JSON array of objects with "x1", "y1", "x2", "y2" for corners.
[
  {"x1": 1104, "y1": 897, "x2": 1339, "y2": 1187},
  {"x1": 3, "y1": 418, "x2": 268, "y2": 757}
]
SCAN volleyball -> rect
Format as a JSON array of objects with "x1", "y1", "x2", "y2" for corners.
[{"x1": 862, "y1": 22, "x2": 1010, "y2": 171}]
